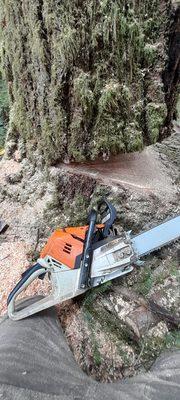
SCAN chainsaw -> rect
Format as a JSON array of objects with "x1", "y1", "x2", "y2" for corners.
[{"x1": 7, "y1": 199, "x2": 180, "y2": 320}]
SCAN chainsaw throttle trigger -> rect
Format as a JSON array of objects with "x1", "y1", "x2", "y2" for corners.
[{"x1": 98, "y1": 199, "x2": 117, "y2": 237}]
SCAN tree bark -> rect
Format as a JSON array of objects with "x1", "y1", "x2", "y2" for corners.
[{"x1": 0, "y1": 0, "x2": 179, "y2": 164}]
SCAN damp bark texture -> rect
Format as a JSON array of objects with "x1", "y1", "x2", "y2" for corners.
[{"x1": 0, "y1": 0, "x2": 179, "y2": 163}]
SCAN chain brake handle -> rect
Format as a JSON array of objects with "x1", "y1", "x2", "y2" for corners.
[{"x1": 97, "y1": 199, "x2": 117, "y2": 238}]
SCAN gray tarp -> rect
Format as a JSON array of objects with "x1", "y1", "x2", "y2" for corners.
[{"x1": 0, "y1": 297, "x2": 179, "y2": 399}]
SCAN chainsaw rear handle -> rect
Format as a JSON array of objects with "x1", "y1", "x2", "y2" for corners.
[
  {"x1": 7, "y1": 263, "x2": 47, "y2": 319},
  {"x1": 98, "y1": 199, "x2": 117, "y2": 237}
]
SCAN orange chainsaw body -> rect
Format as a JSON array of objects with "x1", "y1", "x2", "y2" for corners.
[{"x1": 40, "y1": 225, "x2": 103, "y2": 270}]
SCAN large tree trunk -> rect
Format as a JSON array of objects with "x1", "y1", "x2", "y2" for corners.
[{"x1": 0, "y1": 1, "x2": 179, "y2": 164}]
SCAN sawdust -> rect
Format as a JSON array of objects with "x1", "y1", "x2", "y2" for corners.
[
  {"x1": 0, "y1": 240, "x2": 50, "y2": 315},
  {"x1": 147, "y1": 321, "x2": 169, "y2": 338},
  {"x1": 0, "y1": 159, "x2": 21, "y2": 185},
  {"x1": 0, "y1": 159, "x2": 51, "y2": 316}
]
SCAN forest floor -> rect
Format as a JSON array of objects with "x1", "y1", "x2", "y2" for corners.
[{"x1": 0, "y1": 132, "x2": 179, "y2": 381}]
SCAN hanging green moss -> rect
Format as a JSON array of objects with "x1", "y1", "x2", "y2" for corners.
[
  {"x1": 124, "y1": 124, "x2": 144, "y2": 152},
  {"x1": 91, "y1": 81, "x2": 132, "y2": 158},
  {"x1": 143, "y1": 44, "x2": 158, "y2": 66},
  {"x1": 0, "y1": 75, "x2": 9, "y2": 148},
  {"x1": 73, "y1": 72, "x2": 94, "y2": 118},
  {"x1": 0, "y1": 0, "x2": 175, "y2": 163},
  {"x1": 146, "y1": 102, "x2": 167, "y2": 143}
]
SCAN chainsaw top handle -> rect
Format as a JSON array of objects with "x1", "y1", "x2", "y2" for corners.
[
  {"x1": 98, "y1": 199, "x2": 117, "y2": 237},
  {"x1": 80, "y1": 208, "x2": 97, "y2": 288},
  {"x1": 79, "y1": 200, "x2": 117, "y2": 288}
]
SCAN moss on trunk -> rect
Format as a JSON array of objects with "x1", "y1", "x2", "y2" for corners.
[
  {"x1": 0, "y1": 0, "x2": 179, "y2": 163},
  {"x1": 0, "y1": 74, "x2": 9, "y2": 148}
]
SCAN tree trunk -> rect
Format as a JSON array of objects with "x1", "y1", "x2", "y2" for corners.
[{"x1": 0, "y1": 0, "x2": 179, "y2": 164}]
